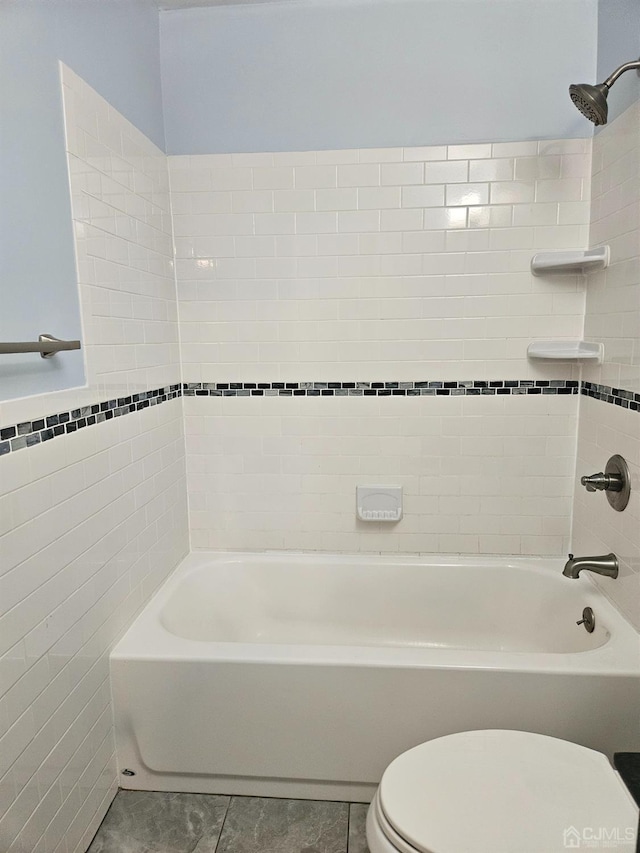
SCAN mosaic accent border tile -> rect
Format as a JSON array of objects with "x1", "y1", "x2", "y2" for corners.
[
  {"x1": 581, "y1": 381, "x2": 640, "y2": 412},
  {"x1": 1, "y1": 378, "x2": 638, "y2": 459},
  {"x1": 183, "y1": 379, "x2": 580, "y2": 397},
  {"x1": 0, "y1": 385, "x2": 182, "y2": 458}
]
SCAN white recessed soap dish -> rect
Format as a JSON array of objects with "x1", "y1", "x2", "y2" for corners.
[
  {"x1": 531, "y1": 247, "x2": 609, "y2": 276},
  {"x1": 527, "y1": 341, "x2": 603, "y2": 362},
  {"x1": 356, "y1": 485, "x2": 403, "y2": 522}
]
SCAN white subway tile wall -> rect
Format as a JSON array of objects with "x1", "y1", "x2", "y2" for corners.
[
  {"x1": 573, "y1": 99, "x2": 640, "y2": 629},
  {"x1": 170, "y1": 140, "x2": 590, "y2": 384},
  {"x1": 185, "y1": 393, "x2": 576, "y2": 555},
  {"x1": 583, "y1": 100, "x2": 640, "y2": 395},
  {"x1": 65, "y1": 74, "x2": 181, "y2": 400},
  {"x1": 0, "y1": 66, "x2": 189, "y2": 853},
  {"x1": 171, "y1": 141, "x2": 590, "y2": 555}
]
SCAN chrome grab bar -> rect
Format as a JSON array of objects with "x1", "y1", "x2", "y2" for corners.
[{"x1": 0, "y1": 334, "x2": 82, "y2": 359}]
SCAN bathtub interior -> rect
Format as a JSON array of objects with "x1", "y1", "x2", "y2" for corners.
[{"x1": 158, "y1": 556, "x2": 610, "y2": 653}]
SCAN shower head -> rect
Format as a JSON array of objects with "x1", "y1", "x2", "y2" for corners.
[
  {"x1": 569, "y1": 58, "x2": 640, "y2": 125},
  {"x1": 569, "y1": 83, "x2": 609, "y2": 125}
]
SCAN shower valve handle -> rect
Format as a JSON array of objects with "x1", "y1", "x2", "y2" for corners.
[{"x1": 581, "y1": 472, "x2": 623, "y2": 493}]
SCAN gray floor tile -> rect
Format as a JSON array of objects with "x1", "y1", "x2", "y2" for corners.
[
  {"x1": 348, "y1": 804, "x2": 370, "y2": 853},
  {"x1": 216, "y1": 797, "x2": 349, "y2": 853},
  {"x1": 87, "y1": 790, "x2": 231, "y2": 853}
]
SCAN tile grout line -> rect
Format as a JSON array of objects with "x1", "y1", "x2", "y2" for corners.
[{"x1": 212, "y1": 795, "x2": 233, "y2": 853}]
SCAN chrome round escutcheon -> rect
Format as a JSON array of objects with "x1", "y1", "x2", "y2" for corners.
[
  {"x1": 576, "y1": 607, "x2": 595, "y2": 633},
  {"x1": 605, "y1": 454, "x2": 631, "y2": 511}
]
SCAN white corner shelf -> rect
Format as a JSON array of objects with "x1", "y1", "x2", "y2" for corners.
[
  {"x1": 530, "y1": 246, "x2": 609, "y2": 276},
  {"x1": 527, "y1": 341, "x2": 603, "y2": 362}
]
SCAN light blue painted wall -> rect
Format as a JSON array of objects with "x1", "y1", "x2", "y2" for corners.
[
  {"x1": 160, "y1": 0, "x2": 598, "y2": 155},
  {"x1": 596, "y1": 0, "x2": 640, "y2": 124},
  {"x1": 0, "y1": 0, "x2": 164, "y2": 402}
]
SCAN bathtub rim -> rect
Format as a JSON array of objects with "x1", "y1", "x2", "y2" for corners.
[{"x1": 111, "y1": 550, "x2": 640, "y2": 677}]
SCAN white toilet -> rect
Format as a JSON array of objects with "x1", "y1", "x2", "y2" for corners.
[{"x1": 366, "y1": 730, "x2": 638, "y2": 853}]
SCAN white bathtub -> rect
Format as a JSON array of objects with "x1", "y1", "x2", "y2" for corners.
[{"x1": 111, "y1": 551, "x2": 640, "y2": 802}]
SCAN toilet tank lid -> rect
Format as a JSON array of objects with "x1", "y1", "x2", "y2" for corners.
[{"x1": 378, "y1": 730, "x2": 638, "y2": 853}]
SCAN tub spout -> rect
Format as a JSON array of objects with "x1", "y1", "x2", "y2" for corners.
[{"x1": 562, "y1": 553, "x2": 619, "y2": 579}]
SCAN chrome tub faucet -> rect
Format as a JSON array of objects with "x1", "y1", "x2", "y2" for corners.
[{"x1": 562, "y1": 553, "x2": 619, "y2": 579}]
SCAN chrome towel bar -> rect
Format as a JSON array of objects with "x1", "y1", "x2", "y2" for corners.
[{"x1": 0, "y1": 334, "x2": 82, "y2": 359}]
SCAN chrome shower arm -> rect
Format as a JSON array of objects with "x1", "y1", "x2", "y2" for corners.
[{"x1": 603, "y1": 58, "x2": 640, "y2": 89}]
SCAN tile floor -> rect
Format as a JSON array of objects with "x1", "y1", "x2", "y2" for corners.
[{"x1": 87, "y1": 791, "x2": 371, "y2": 853}]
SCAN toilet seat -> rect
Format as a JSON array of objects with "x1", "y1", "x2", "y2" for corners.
[
  {"x1": 371, "y1": 789, "x2": 423, "y2": 853},
  {"x1": 373, "y1": 730, "x2": 637, "y2": 853}
]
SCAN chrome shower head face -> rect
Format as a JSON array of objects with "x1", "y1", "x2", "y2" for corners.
[{"x1": 569, "y1": 82, "x2": 609, "y2": 125}]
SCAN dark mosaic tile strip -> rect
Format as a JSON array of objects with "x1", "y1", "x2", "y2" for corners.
[
  {"x1": 0, "y1": 385, "x2": 182, "y2": 458},
  {"x1": 2, "y1": 378, "x2": 637, "y2": 461},
  {"x1": 581, "y1": 381, "x2": 640, "y2": 412},
  {"x1": 182, "y1": 379, "x2": 581, "y2": 398}
]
